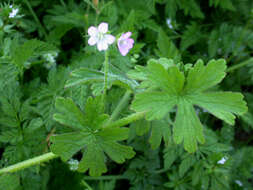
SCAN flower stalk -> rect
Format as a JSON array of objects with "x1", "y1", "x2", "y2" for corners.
[
  {"x1": 103, "y1": 50, "x2": 109, "y2": 107},
  {"x1": 24, "y1": 0, "x2": 48, "y2": 38}
]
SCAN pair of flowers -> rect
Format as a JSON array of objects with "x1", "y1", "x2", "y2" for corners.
[{"x1": 88, "y1": 22, "x2": 134, "y2": 56}]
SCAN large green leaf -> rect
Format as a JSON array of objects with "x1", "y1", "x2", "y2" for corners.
[
  {"x1": 51, "y1": 96, "x2": 135, "y2": 176},
  {"x1": 156, "y1": 29, "x2": 181, "y2": 62},
  {"x1": 131, "y1": 58, "x2": 247, "y2": 152}
]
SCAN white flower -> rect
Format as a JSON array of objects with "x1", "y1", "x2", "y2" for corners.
[
  {"x1": 43, "y1": 52, "x2": 58, "y2": 63},
  {"x1": 9, "y1": 7, "x2": 19, "y2": 18},
  {"x1": 68, "y1": 159, "x2": 79, "y2": 171},
  {"x1": 166, "y1": 18, "x2": 173, "y2": 29},
  {"x1": 88, "y1": 22, "x2": 115, "y2": 51},
  {"x1": 217, "y1": 156, "x2": 228, "y2": 164},
  {"x1": 235, "y1": 180, "x2": 243, "y2": 187}
]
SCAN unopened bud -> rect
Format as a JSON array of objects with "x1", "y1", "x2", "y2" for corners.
[{"x1": 93, "y1": 0, "x2": 99, "y2": 7}]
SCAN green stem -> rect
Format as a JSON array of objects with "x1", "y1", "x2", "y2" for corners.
[
  {"x1": 81, "y1": 180, "x2": 94, "y2": 190},
  {"x1": 0, "y1": 152, "x2": 58, "y2": 174},
  {"x1": 83, "y1": 175, "x2": 129, "y2": 180},
  {"x1": 102, "y1": 51, "x2": 109, "y2": 107},
  {"x1": 60, "y1": 0, "x2": 67, "y2": 8},
  {"x1": 107, "y1": 90, "x2": 132, "y2": 124},
  {"x1": 154, "y1": 168, "x2": 170, "y2": 174},
  {"x1": 226, "y1": 58, "x2": 253, "y2": 72},
  {"x1": 24, "y1": 0, "x2": 48, "y2": 38},
  {"x1": 104, "y1": 112, "x2": 146, "y2": 128}
]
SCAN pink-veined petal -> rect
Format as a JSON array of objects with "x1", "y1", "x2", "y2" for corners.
[
  {"x1": 105, "y1": 34, "x2": 115, "y2": 44},
  {"x1": 88, "y1": 26, "x2": 98, "y2": 36},
  {"x1": 88, "y1": 36, "x2": 98, "y2": 46},
  {"x1": 127, "y1": 39, "x2": 134, "y2": 48},
  {"x1": 98, "y1": 22, "x2": 108, "y2": 34},
  {"x1": 119, "y1": 47, "x2": 129, "y2": 56},
  {"x1": 97, "y1": 40, "x2": 108, "y2": 51},
  {"x1": 122, "y1": 32, "x2": 132, "y2": 39},
  {"x1": 128, "y1": 38, "x2": 134, "y2": 44}
]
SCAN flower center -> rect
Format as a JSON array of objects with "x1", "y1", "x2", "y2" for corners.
[
  {"x1": 97, "y1": 32, "x2": 105, "y2": 41},
  {"x1": 120, "y1": 39, "x2": 128, "y2": 46}
]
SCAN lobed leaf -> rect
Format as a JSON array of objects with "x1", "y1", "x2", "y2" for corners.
[
  {"x1": 51, "y1": 97, "x2": 135, "y2": 176},
  {"x1": 131, "y1": 58, "x2": 247, "y2": 152},
  {"x1": 65, "y1": 67, "x2": 138, "y2": 91}
]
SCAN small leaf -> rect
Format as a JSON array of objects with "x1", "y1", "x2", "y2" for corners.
[
  {"x1": 163, "y1": 147, "x2": 178, "y2": 169},
  {"x1": 156, "y1": 29, "x2": 181, "y2": 62},
  {"x1": 179, "y1": 155, "x2": 196, "y2": 177}
]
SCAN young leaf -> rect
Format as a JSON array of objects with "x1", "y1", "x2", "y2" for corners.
[
  {"x1": 156, "y1": 29, "x2": 181, "y2": 62},
  {"x1": 180, "y1": 22, "x2": 202, "y2": 51},
  {"x1": 12, "y1": 39, "x2": 57, "y2": 71},
  {"x1": 51, "y1": 96, "x2": 135, "y2": 176},
  {"x1": 179, "y1": 155, "x2": 196, "y2": 177},
  {"x1": 131, "y1": 58, "x2": 247, "y2": 152},
  {"x1": 65, "y1": 67, "x2": 138, "y2": 92}
]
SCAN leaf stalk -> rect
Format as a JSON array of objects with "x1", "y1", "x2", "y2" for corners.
[
  {"x1": 107, "y1": 90, "x2": 132, "y2": 123},
  {"x1": 0, "y1": 152, "x2": 58, "y2": 175}
]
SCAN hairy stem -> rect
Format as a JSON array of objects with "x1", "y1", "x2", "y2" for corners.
[
  {"x1": 24, "y1": 0, "x2": 48, "y2": 38},
  {"x1": 81, "y1": 180, "x2": 94, "y2": 190},
  {"x1": 102, "y1": 51, "x2": 109, "y2": 107},
  {"x1": 154, "y1": 168, "x2": 170, "y2": 174},
  {"x1": 107, "y1": 90, "x2": 132, "y2": 124},
  {"x1": 227, "y1": 58, "x2": 253, "y2": 72},
  {"x1": 0, "y1": 152, "x2": 58, "y2": 174},
  {"x1": 105, "y1": 112, "x2": 146, "y2": 128},
  {"x1": 83, "y1": 175, "x2": 128, "y2": 180}
]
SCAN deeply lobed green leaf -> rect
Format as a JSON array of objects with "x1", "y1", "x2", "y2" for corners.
[
  {"x1": 131, "y1": 58, "x2": 247, "y2": 152},
  {"x1": 51, "y1": 96, "x2": 135, "y2": 176}
]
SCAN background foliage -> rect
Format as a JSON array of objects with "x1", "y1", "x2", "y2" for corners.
[{"x1": 0, "y1": 0, "x2": 253, "y2": 189}]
